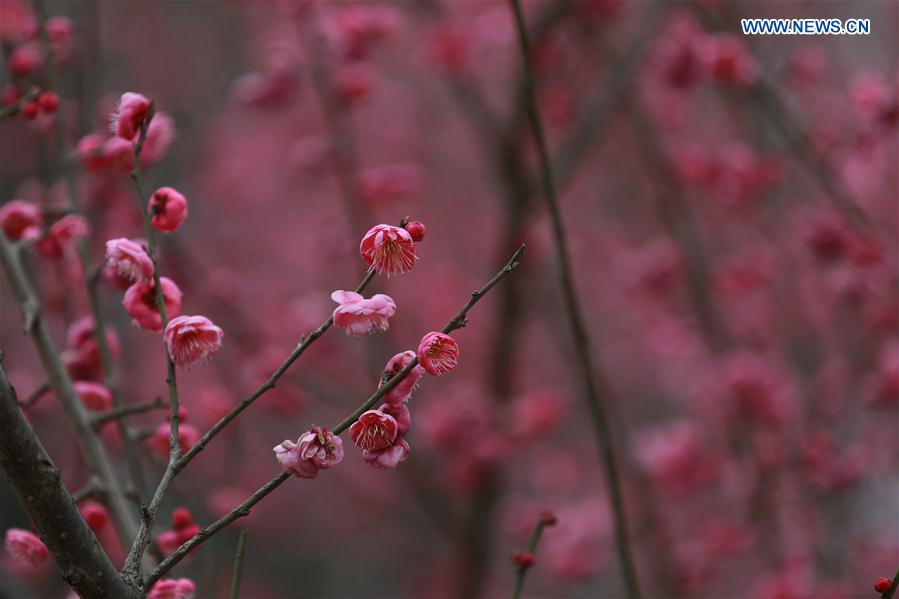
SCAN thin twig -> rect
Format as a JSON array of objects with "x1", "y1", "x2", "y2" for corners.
[
  {"x1": 92, "y1": 398, "x2": 168, "y2": 426},
  {"x1": 626, "y1": 104, "x2": 728, "y2": 352},
  {"x1": 71, "y1": 478, "x2": 103, "y2": 503},
  {"x1": 511, "y1": 515, "x2": 554, "y2": 599},
  {"x1": 145, "y1": 244, "x2": 525, "y2": 587},
  {"x1": 508, "y1": 2, "x2": 642, "y2": 597},
  {"x1": 331, "y1": 244, "x2": 526, "y2": 435},
  {"x1": 229, "y1": 532, "x2": 249, "y2": 599},
  {"x1": 173, "y1": 268, "x2": 377, "y2": 474},
  {"x1": 19, "y1": 381, "x2": 50, "y2": 409},
  {"x1": 123, "y1": 107, "x2": 185, "y2": 577}
]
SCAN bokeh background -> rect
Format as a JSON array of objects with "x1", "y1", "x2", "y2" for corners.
[{"x1": 1, "y1": 0, "x2": 897, "y2": 597}]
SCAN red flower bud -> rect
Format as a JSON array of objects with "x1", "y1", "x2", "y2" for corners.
[
  {"x1": 513, "y1": 552, "x2": 535, "y2": 569},
  {"x1": 37, "y1": 91, "x2": 59, "y2": 113},
  {"x1": 405, "y1": 220, "x2": 426, "y2": 242},
  {"x1": 21, "y1": 101, "x2": 38, "y2": 120},
  {"x1": 171, "y1": 507, "x2": 193, "y2": 530},
  {"x1": 875, "y1": 578, "x2": 892, "y2": 593}
]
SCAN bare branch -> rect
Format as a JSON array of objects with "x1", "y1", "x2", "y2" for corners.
[
  {"x1": 145, "y1": 244, "x2": 525, "y2": 587},
  {"x1": 92, "y1": 398, "x2": 168, "y2": 426},
  {"x1": 174, "y1": 267, "x2": 377, "y2": 474},
  {"x1": 123, "y1": 108, "x2": 186, "y2": 576}
]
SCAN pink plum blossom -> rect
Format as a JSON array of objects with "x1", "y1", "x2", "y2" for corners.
[
  {"x1": 148, "y1": 422, "x2": 201, "y2": 459},
  {"x1": 0, "y1": 199, "x2": 42, "y2": 241},
  {"x1": 34, "y1": 214, "x2": 89, "y2": 258},
  {"x1": 359, "y1": 224, "x2": 417, "y2": 275},
  {"x1": 111, "y1": 92, "x2": 151, "y2": 140},
  {"x1": 349, "y1": 409, "x2": 399, "y2": 451},
  {"x1": 147, "y1": 578, "x2": 196, "y2": 599},
  {"x1": 141, "y1": 111, "x2": 175, "y2": 166},
  {"x1": 362, "y1": 437, "x2": 410, "y2": 470},
  {"x1": 331, "y1": 290, "x2": 396, "y2": 336},
  {"x1": 378, "y1": 350, "x2": 425, "y2": 405},
  {"x1": 274, "y1": 426, "x2": 344, "y2": 479},
  {"x1": 73, "y1": 381, "x2": 113, "y2": 411},
  {"x1": 164, "y1": 315, "x2": 224, "y2": 368},
  {"x1": 105, "y1": 238, "x2": 154, "y2": 282},
  {"x1": 148, "y1": 186, "x2": 188, "y2": 233},
  {"x1": 78, "y1": 501, "x2": 108, "y2": 532},
  {"x1": 123, "y1": 277, "x2": 183, "y2": 332},
  {"x1": 4, "y1": 528, "x2": 48, "y2": 567},
  {"x1": 417, "y1": 332, "x2": 459, "y2": 376}
]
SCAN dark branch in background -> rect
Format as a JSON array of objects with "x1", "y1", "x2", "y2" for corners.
[
  {"x1": 689, "y1": 3, "x2": 875, "y2": 236},
  {"x1": 297, "y1": 10, "x2": 374, "y2": 242},
  {"x1": 92, "y1": 397, "x2": 168, "y2": 426},
  {"x1": 511, "y1": 514, "x2": 555, "y2": 599},
  {"x1": 627, "y1": 105, "x2": 729, "y2": 352},
  {"x1": 551, "y1": 5, "x2": 666, "y2": 191},
  {"x1": 230, "y1": 531, "x2": 249, "y2": 599},
  {"x1": 297, "y1": 11, "x2": 390, "y2": 378},
  {"x1": 145, "y1": 245, "x2": 525, "y2": 587},
  {"x1": 508, "y1": 1, "x2": 643, "y2": 597},
  {"x1": 0, "y1": 235, "x2": 140, "y2": 553},
  {"x1": 414, "y1": 3, "x2": 570, "y2": 593},
  {"x1": 0, "y1": 361, "x2": 139, "y2": 599}
]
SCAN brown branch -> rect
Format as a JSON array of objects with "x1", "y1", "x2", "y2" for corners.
[
  {"x1": 19, "y1": 380, "x2": 50, "y2": 409},
  {"x1": 71, "y1": 478, "x2": 103, "y2": 503},
  {"x1": 145, "y1": 244, "x2": 526, "y2": 587},
  {"x1": 512, "y1": 514, "x2": 555, "y2": 599},
  {"x1": 92, "y1": 398, "x2": 168, "y2": 426},
  {"x1": 173, "y1": 267, "x2": 377, "y2": 474},
  {"x1": 0, "y1": 235, "x2": 140, "y2": 557},
  {"x1": 508, "y1": 1, "x2": 642, "y2": 597},
  {"x1": 0, "y1": 360, "x2": 139, "y2": 598},
  {"x1": 123, "y1": 107, "x2": 186, "y2": 577}
]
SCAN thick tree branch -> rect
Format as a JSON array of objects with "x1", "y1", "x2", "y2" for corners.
[{"x1": 0, "y1": 361, "x2": 139, "y2": 598}]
